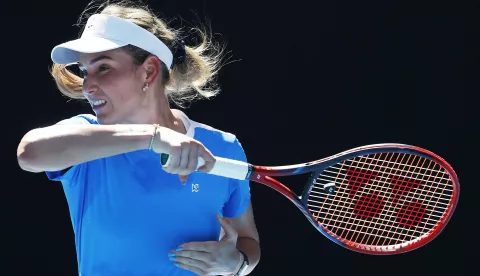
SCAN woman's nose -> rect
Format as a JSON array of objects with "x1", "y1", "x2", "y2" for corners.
[
  {"x1": 84, "y1": 87, "x2": 98, "y2": 94},
  {"x1": 83, "y1": 80, "x2": 99, "y2": 94}
]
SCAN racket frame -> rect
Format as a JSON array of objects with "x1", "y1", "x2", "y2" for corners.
[{"x1": 246, "y1": 143, "x2": 460, "y2": 255}]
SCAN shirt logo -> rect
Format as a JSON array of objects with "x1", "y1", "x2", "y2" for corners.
[{"x1": 192, "y1": 183, "x2": 200, "y2": 192}]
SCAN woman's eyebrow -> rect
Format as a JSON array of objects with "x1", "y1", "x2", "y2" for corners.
[{"x1": 78, "y1": 55, "x2": 114, "y2": 68}]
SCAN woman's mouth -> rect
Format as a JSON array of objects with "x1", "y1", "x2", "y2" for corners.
[{"x1": 91, "y1": 99, "x2": 107, "y2": 110}]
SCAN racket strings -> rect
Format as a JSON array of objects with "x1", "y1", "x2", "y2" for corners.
[
  {"x1": 306, "y1": 152, "x2": 454, "y2": 248},
  {"x1": 316, "y1": 171, "x2": 452, "y2": 206},
  {"x1": 364, "y1": 154, "x2": 446, "y2": 245},
  {"x1": 356, "y1": 154, "x2": 444, "y2": 246},
  {"x1": 347, "y1": 152, "x2": 401, "y2": 246},
  {"x1": 340, "y1": 158, "x2": 450, "y2": 184},
  {"x1": 307, "y1": 195, "x2": 445, "y2": 222},
  {"x1": 358, "y1": 156, "x2": 448, "y2": 175},
  {"x1": 367, "y1": 154, "x2": 449, "y2": 246}
]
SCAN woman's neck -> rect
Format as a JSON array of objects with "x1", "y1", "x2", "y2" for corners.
[{"x1": 122, "y1": 88, "x2": 188, "y2": 135}]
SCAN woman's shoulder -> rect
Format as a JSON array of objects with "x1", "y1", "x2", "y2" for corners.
[
  {"x1": 189, "y1": 120, "x2": 247, "y2": 160},
  {"x1": 175, "y1": 110, "x2": 236, "y2": 142},
  {"x1": 192, "y1": 120, "x2": 237, "y2": 143}
]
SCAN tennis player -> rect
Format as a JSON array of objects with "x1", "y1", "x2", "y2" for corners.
[{"x1": 16, "y1": 1, "x2": 260, "y2": 275}]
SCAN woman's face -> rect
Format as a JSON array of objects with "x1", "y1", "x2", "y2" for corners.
[{"x1": 79, "y1": 49, "x2": 146, "y2": 124}]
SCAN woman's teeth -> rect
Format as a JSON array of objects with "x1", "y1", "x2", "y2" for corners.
[{"x1": 92, "y1": 100, "x2": 106, "y2": 106}]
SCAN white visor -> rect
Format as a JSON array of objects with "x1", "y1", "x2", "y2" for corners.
[{"x1": 51, "y1": 14, "x2": 173, "y2": 68}]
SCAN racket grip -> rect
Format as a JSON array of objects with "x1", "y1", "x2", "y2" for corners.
[{"x1": 160, "y1": 153, "x2": 250, "y2": 180}]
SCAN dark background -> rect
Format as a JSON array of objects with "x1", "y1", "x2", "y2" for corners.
[{"x1": 2, "y1": 0, "x2": 476, "y2": 275}]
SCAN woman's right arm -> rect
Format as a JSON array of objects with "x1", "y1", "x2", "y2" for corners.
[
  {"x1": 17, "y1": 116, "x2": 217, "y2": 180},
  {"x1": 17, "y1": 123, "x2": 162, "y2": 173}
]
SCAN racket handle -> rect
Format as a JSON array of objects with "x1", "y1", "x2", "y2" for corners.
[{"x1": 160, "y1": 153, "x2": 250, "y2": 180}]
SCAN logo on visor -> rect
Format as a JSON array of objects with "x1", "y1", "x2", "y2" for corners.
[{"x1": 87, "y1": 17, "x2": 95, "y2": 29}]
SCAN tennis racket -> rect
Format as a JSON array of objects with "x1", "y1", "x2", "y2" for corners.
[{"x1": 160, "y1": 143, "x2": 459, "y2": 255}]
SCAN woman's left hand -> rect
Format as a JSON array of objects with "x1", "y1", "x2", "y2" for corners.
[{"x1": 168, "y1": 212, "x2": 242, "y2": 275}]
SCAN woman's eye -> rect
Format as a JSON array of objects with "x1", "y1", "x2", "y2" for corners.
[
  {"x1": 77, "y1": 65, "x2": 109, "y2": 77},
  {"x1": 99, "y1": 65, "x2": 110, "y2": 72}
]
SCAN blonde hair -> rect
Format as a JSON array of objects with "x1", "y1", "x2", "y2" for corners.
[{"x1": 50, "y1": 0, "x2": 226, "y2": 108}]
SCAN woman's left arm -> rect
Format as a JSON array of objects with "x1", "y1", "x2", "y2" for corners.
[
  {"x1": 170, "y1": 202, "x2": 261, "y2": 275},
  {"x1": 223, "y1": 202, "x2": 261, "y2": 275}
]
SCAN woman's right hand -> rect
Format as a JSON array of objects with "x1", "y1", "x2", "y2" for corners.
[{"x1": 152, "y1": 126, "x2": 216, "y2": 184}]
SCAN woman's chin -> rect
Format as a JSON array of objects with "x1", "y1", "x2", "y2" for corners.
[{"x1": 95, "y1": 113, "x2": 115, "y2": 125}]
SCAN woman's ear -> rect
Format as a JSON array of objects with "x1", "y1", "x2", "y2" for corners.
[{"x1": 142, "y1": 55, "x2": 162, "y2": 84}]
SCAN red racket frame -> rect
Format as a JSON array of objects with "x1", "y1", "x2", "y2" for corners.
[{"x1": 246, "y1": 144, "x2": 459, "y2": 255}]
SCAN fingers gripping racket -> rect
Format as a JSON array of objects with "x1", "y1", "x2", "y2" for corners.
[{"x1": 160, "y1": 143, "x2": 459, "y2": 255}]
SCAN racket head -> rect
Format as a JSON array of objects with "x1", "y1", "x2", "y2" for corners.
[{"x1": 298, "y1": 144, "x2": 459, "y2": 255}]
